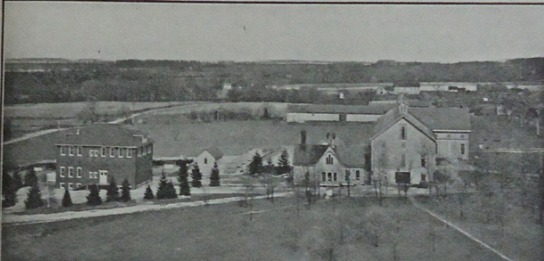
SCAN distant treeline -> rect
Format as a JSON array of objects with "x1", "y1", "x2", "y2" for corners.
[{"x1": 4, "y1": 57, "x2": 543, "y2": 104}]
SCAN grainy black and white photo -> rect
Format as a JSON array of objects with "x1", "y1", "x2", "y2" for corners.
[{"x1": 2, "y1": 2, "x2": 544, "y2": 260}]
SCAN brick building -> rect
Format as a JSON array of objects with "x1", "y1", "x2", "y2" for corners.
[{"x1": 55, "y1": 124, "x2": 153, "y2": 190}]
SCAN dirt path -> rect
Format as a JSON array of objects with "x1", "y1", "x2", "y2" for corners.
[
  {"x1": 2, "y1": 192, "x2": 292, "y2": 226},
  {"x1": 409, "y1": 197, "x2": 515, "y2": 261}
]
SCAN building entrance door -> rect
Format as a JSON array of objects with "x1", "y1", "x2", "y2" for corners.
[
  {"x1": 99, "y1": 170, "x2": 109, "y2": 185},
  {"x1": 395, "y1": 172, "x2": 411, "y2": 184}
]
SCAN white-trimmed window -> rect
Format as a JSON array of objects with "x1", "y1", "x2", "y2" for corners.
[
  {"x1": 76, "y1": 167, "x2": 82, "y2": 178},
  {"x1": 333, "y1": 172, "x2": 337, "y2": 182},
  {"x1": 68, "y1": 167, "x2": 74, "y2": 178},
  {"x1": 204, "y1": 158, "x2": 208, "y2": 164},
  {"x1": 68, "y1": 183, "x2": 74, "y2": 190},
  {"x1": 327, "y1": 172, "x2": 332, "y2": 181},
  {"x1": 101, "y1": 147, "x2": 107, "y2": 157},
  {"x1": 110, "y1": 147, "x2": 115, "y2": 157},
  {"x1": 322, "y1": 172, "x2": 326, "y2": 182},
  {"x1": 77, "y1": 146, "x2": 82, "y2": 156},
  {"x1": 76, "y1": 183, "x2": 82, "y2": 188},
  {"x1": 59, "y1": 182, "x2": 65, "y2": 189},
  {"x1": 60, "y1": 146, "x2": 66, "y2": 156},
  {"x1": 60, "y1": 167, "x2": 66, "y2": 177},
  {"x1": 69, "y1": 146, "x2": 74, "y2": 156},
  {"x1": 118, "y1": 147, "x2": 124, "y2": 158},
  {"x1": 355, "y1": 170, "x2": 361, "y2": 180},
  {"x1": 127, "y1": 148, "x2": 132, "y2": 158}
]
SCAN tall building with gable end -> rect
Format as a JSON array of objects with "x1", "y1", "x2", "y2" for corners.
[
  {"x1": 55, "y1": 123, "x2": 154, "y2": 190},
  {"x1": 370, "y1": 101, "x2": 471, "y2": 185}
]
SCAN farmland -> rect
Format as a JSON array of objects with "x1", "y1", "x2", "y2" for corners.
[
  {"x1": 2, "y1": 197, "x2": 505, "y2": 261},
  {"x1": 3, "y1": 101, "x2": 189, "y2": 139}
]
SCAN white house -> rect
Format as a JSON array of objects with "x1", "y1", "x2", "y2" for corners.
[
  {"x1": 292, "y1": 132, "x2": 368, "y2": 187},
  {"x1": 194, "y1": 147, "x2": 223, "y2": 180}
]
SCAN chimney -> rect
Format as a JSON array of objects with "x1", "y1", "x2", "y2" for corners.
[
  {"x1": 300, "y1": 129, "x2": 307, "y2": 145},
  {"x1": 331, "y1": 133, "x2": 336, "y2": 147}
]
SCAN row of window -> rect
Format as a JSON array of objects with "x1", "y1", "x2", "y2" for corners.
[
  {"x1": 59, "y1": 182, "x2": 82, "y2": 190},
  {"x1": 60, "y1": 146, "x2": 83, "y2": 157},
  {"x1": 59, "y1": 166, "x2": 82, "y2": 178},
  {"x1": 59, "y1": 167, "x2": 108, "y2": 179},
  {"x1": 60, "y1": 145, "x2": 152, "y2": 158},
  {"x1": 320, "y1": 171, "x2": 361, "y2": 182}
]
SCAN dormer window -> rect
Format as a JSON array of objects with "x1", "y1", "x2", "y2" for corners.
[{"x1": 204, "y1": 158, "x2": 208, "y2": 164}]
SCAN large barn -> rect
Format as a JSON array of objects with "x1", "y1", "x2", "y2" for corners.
[{"x1": 286, "y1": 104, "x2": 396, "y2": 123}]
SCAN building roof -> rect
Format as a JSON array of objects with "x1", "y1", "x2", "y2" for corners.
[
  {"x1": 292, "y1": 144, "x2": 366, "y2": 168},
  {"x1": 287, "y1": 104, "x2": 396, "y2": 115},
  {"x1": 201, "y1": 147, "x2": 223, "y2": 160},
  {"x1": 372, "y1": 105, "x2": 435, "y2": 140},
  {"x1": 372, "y1": 105, "x2": 471, "y2": 140},
  {"x1": 409, "y1": 107, "x2": 471, "y2": 131},
  {"x1": 55, "y1": 123, "x2": 152, "y2": 147}
]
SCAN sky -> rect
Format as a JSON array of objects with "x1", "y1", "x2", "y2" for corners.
[{"x1": 4, "y1": 2, "x2": 544, "y2": 63}]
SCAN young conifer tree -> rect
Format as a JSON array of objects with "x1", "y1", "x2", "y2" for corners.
[
  {"x1": 86, "y1": 184, "x2": 102, "y2": 206},
  {"x1": 210, "y1": 162, "x2": 221, "y2": 187},
  {"x1": 25, "y1": 185, "x2": 44, "y2": 209},
  {"x1": 143, "y1": 185, "x2": 155, "y2": 200},
  {"x1": 106, "y1": 177, "x2": 120, "y2": 202},
  {"x1": 62, "y1": 188, "x2": 73, "y2": 207},
  {"x1": 120, "y1": 179, "x2": 131, "y2": 202},
  {"x1": 191, "y1": 164, "x2": 202, "y2": 188}
]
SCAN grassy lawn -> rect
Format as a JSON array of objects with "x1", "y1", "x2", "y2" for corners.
[
  {"x1": 418, "y1": 195, "x2": 543, "y2": 261},
  {"x1": 3, "y1": 197, "x2": 505, "y2": 261}
]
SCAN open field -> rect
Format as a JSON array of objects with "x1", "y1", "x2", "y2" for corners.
[
  {"x1": 3, "y1": 101, "x2": 189, "y2": 139},
  {"x1": 2, "y1": 197, "x2": 505, "y2": 261}
]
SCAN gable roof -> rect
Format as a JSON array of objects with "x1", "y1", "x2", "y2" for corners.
[
  {"x1": 293, "y1": 144, "x2": 329, "y2": 166},
  {"x1": 372, "y1": 105, "x2": 471, "y2": 140},
  {"x1": 55, "y1": 123, "x2": 152, "y2": 147},
  {"x1": 201, "y1": 147, "x2": 223, "y2": 160},
  {"x1": 293, "y1": 144, "x2": 366, "y2": 168},
  {"x1": 372, "y1": 106, "x2": 435, "y2": 140}
]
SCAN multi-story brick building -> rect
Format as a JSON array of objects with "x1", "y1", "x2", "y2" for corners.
[{"x1": 55, "y1": 123, "x2": 153, "y2": 190}]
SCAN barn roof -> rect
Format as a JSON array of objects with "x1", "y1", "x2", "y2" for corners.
[
  {"x1": 287, "y1": 104, "x2": 396, "y2": 115},
  {"x1": 55, "y1": 123, "x2": 152, "y2": 147},
  {"x1": 372, "y1": 105, "x2": 471, "y2": 140}
]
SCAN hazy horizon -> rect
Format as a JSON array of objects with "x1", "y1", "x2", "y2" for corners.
[{"x1": 5, "y1": 2, "x2": 544, "y2": 63}]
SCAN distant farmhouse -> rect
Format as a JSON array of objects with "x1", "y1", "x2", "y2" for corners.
[
  {"x1": 55, "y1": 124, "x2": 153, "y2": 190},
  {"x1": 286, "y1": 104, "x2": 396, "y2": 123},
  {"x1": 371, "y1": 103, "x2": 471, "y2": 185}
]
